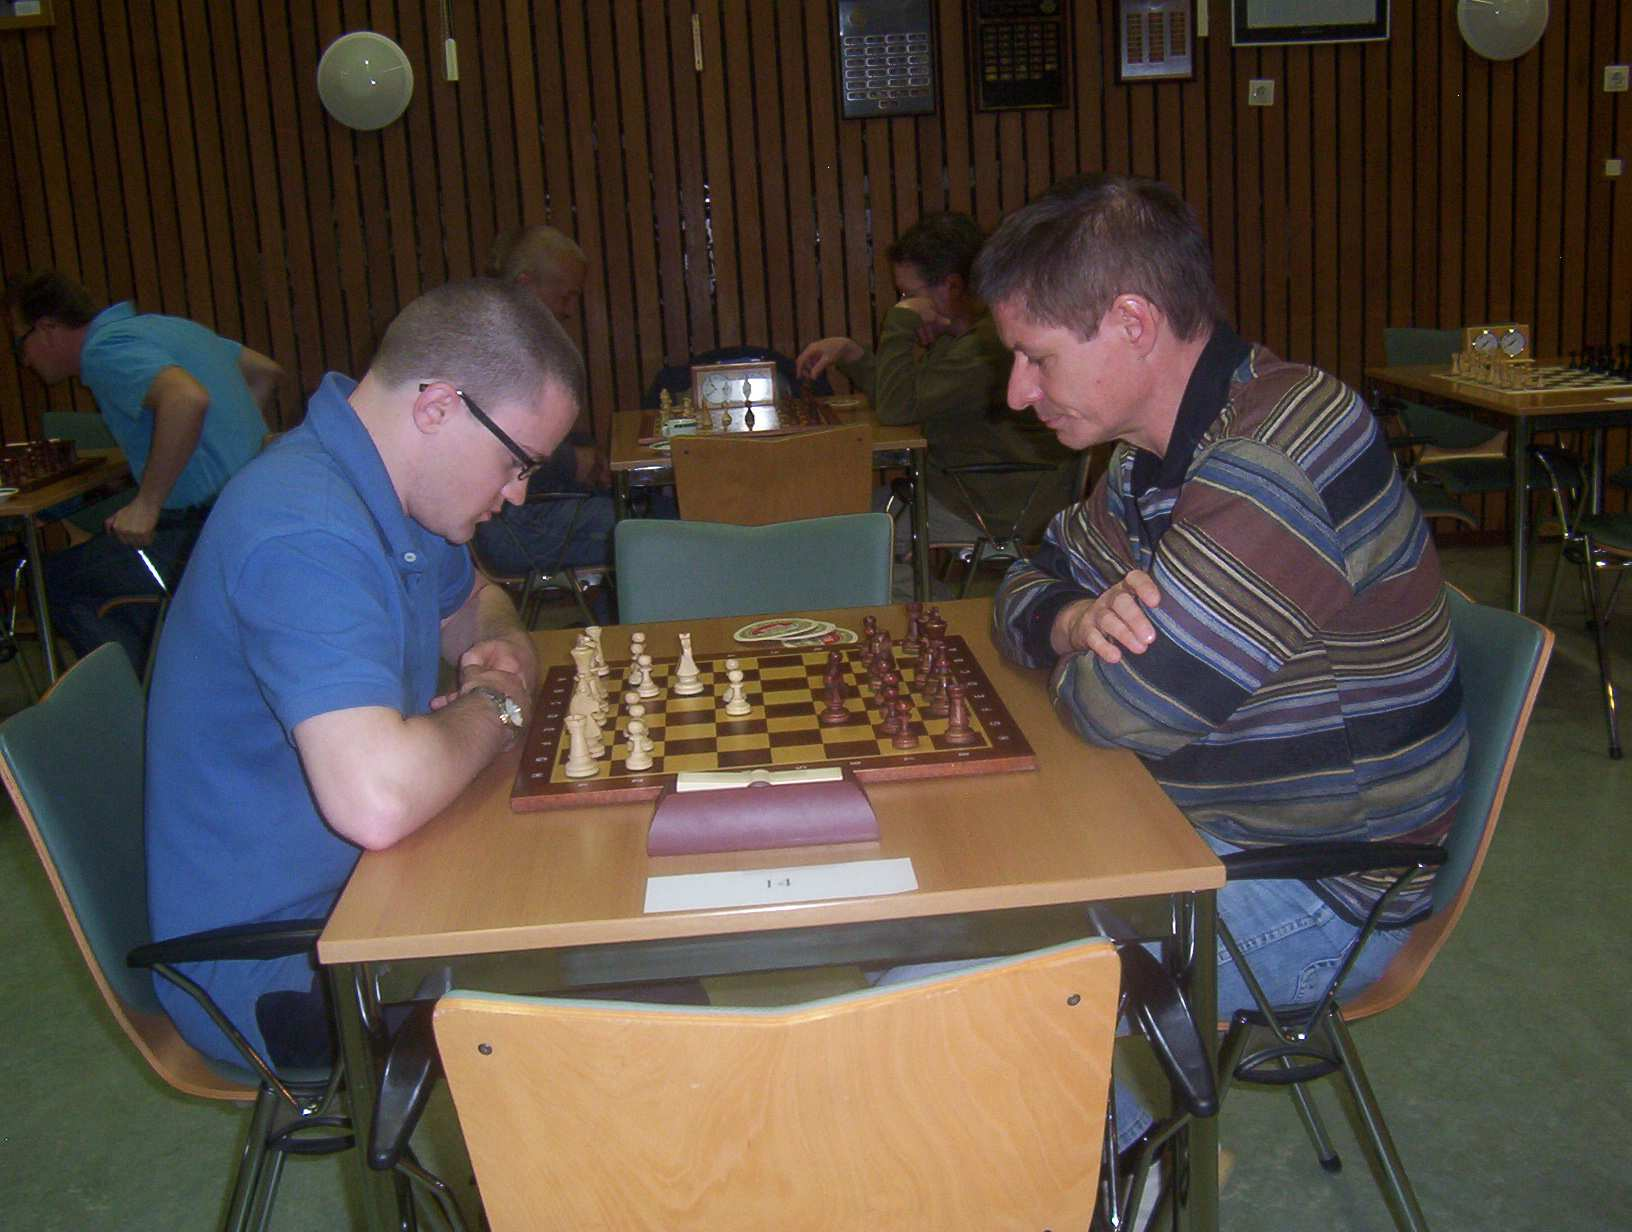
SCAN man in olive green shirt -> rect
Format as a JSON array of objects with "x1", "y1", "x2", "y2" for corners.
[{"x1": 796, "y1": 213, "x2": 1075, "y2": 545}]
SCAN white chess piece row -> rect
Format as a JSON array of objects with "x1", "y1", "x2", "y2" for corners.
[{"x1": 560, "y1": 631, "x2": 756, "y2": 779}]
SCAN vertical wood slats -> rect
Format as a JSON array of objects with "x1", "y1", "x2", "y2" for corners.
[{"x1": 0, "y1": 0, "x2": 1628, "y2": 521}]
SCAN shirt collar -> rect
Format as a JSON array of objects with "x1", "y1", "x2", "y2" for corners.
[
  {"x1": 304, "y1": 372, "x2": 430, "y2": 571},
  {"x1": 87, "y1": 302, "x2": 136, "y2": 332},
  {"x1": 1130, "y1": 320, "x2": 1251, "y2": 494}
]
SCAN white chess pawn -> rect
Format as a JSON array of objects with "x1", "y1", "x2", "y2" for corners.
[
  {"x1": 672, "y1": 632, "x2": 704, "y2": 696},
  {"x1": 623, "y1": 717, "x2": 653, "y2": 771},
  {"x1": 624, "y1": 698, "x2": 656, "y2": 753},
  {"x1": 724, "y1": 668, "x2": 752, "y2": 717},
  {"x1": 629, "y1": 631, "x2": 647, "y2": 666},
  {"x1": 637, "y1": 653, "x2": 661, "y2": 699}
]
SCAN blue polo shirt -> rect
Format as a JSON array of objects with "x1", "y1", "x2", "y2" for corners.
[
  {"x1": 145, "y1": 373, "x2": 475, "y2": 1067},
  {"x1": 78, "y1": 302, "x2": 267, "y2": 508}
]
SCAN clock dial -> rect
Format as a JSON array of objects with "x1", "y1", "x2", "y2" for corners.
[
  {"x1": 1471, "y1": 330, "x2": 1498, "y2": 354},
  {"x1": 1499, "y1": 328, "x2": 1528, "y2": 357}
]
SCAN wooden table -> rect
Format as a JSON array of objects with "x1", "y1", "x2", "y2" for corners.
[
  {"x1": 608, "y1": 402, "x2": 933, "y2": 600},
  {"x1": 1368, "y1": 362, "x2": 1632, "y2": 613},
  {"x1": 0, "y1": 449, "x2": 132, "y2": 682},
  {"x1": 320, "y1": 598, "x2": 1224, "y2": 1232}
]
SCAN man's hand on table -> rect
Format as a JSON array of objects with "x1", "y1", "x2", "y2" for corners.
[
  {"x1": 105, "y1": 496, "x2": 160, "y2": 547},
  {"x1": 796, "y1": 337, "x2": 864, "y2": 380},
  {"x1": 1051, "y1": 569, "x2": 1162, "y2": 663}
]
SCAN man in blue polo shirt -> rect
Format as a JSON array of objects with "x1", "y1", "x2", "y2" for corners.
[
  {"x1": 145, "y1": 278, "x2": 580, "y2": 1068},
  {"x1": 5, "y1": 270, "x2": 282, "y2": 670}
]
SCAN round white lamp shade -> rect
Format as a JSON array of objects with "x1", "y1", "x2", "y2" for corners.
[
  {"x1": 1457, "y1": 0, "x2": 1549, "y2": 62},
  {"x1": 317, "y1": 32, "x2": 414, "y2": 130}
]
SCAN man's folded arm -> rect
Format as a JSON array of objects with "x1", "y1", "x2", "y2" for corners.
[{"x1": 293, "y1": 697, "x2": 516, "y2": 851}]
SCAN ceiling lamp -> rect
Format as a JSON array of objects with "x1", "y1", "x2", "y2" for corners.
[
  {"x1": 316, "y1": 32, "x2": 414, "y2": 131},
  {"x1": 1457, "y1": 0, "x2": 1549, "y2": 62}
]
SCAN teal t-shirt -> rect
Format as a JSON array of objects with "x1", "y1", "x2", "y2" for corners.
[{"x1": 78, "y1": 303, "x2": 266, "y2": 509}]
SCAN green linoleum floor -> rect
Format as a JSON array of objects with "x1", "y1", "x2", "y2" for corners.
[{"x1": 1, "y1": 543, "x2": 1627, "y2": 1230}]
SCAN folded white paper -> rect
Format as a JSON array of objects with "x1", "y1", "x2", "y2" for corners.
[{"x1": 645, "y1": 857, "x2": 917, "y2": 913}]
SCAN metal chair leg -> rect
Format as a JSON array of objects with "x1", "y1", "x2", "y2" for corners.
[
  {"x1": 1580, "y1": 542, "x2": 1623, "y2": 758},
  {"x1": 1284, "y1": 1063, "x2": 1343, "y2": 1173},
  {"x1": 1328, "y1": 1011, "x2": 1431, "y2": 1232},
  {"x1": 222, "y1": 1086, "x2": 281, "y2": 1232},
  {"x1": 957, "y1": 539, "x2": 988, "y2": 599}
]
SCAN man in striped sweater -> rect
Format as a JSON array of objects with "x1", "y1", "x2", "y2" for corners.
[{"x1": 982, "y1": 174, "x2": 1468, "y2": 1030}]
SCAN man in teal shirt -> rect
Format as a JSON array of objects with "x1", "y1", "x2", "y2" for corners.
[{"x1": 6, "y1": 270, "x2": 282, "y2": 668}]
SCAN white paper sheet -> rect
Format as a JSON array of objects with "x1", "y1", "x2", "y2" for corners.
[{"x1": 644, "y1": 857, "x2": 917, "y2": 913}]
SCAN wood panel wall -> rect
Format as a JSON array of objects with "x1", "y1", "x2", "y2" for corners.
[{"x1": 2, "y1": 1, "x2": 1629, "y2": 525}]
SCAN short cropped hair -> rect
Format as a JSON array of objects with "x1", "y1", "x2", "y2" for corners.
[
  {"x1": 972, "y1": 175, "x2": 1221, "y2": 342},
  {"x1": 886, "y1": 213, "x2": 986, "y2": 286},
  {"x1": 3, "y1": 270, "x2": 98, "y2": 329},
  {"x1": 486, "y1": 225, "x2": 586, "y2": 285},
  {"x1": 370, "y1": 278, "x2": 586, "y2": 413}
]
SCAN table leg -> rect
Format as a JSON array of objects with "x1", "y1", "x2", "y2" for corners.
[
  {"x1": 1509, "y1": 420, "x2": 1532, "y2": 615},
  {"x1": 22, "y1": 518, "x2": 61, "y2": 684},
  {"x1": 330, "y1": 963, "x2": 411, "y2": 1232},
  {"x1": 910, "y1": 446, "x2": 930, "y2": 602},
  {"x1": 1171, "y1": 890, "x2": 1219, "y2": 1232},
  {"x1": 613, "y1": 471, "x2": 631, "y2": 522}
]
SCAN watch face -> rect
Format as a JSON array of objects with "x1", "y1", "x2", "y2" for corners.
[
  {"x1": 1499, "y1": 328, "x2": 1528, "y2": 357},
  {"x1": 1471, "y1": 331, "x2": 1498, "y2": 354}
]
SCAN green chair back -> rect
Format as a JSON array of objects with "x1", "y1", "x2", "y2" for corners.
[
  {"x1": 614, "y1": 513, "x2": 893, "y2": 623},
  {"x1": 1433, "y1": 588, "x2": 1552, "y2": 913},
  {"x1": 43, "y1": 410, "x2": 118, "y2": 449},
  {"x1": 0, "y1": 645, "x2": 158, "y2": 1015},
  {"x1": 1382, "y1": 327, "x2": 1461, "y2": 368}
]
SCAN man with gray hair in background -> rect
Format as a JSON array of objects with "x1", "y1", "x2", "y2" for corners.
[
  {"x1": 476, "y1": 225, "x2": 620, "y2": 586},
  {"x1": 144, "y1": 277, "x2": 582, "y2": 1069}
]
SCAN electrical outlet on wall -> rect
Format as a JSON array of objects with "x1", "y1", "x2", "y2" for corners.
[
  {"x1": 1248, "y1": 79, "x2": 1275, "y2": 107},
  {"x1": 1606, "y1": 65, "x2": 1630, "y2": 93}
]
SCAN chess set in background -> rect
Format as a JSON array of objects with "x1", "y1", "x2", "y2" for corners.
[
  {"x1": 1435, "y1": 323, "x2": 1632, "y2": 399},
  {"x1": 510, "y1": 604, "x2": 1037, "y2": 813},
  {"x1": 0, "y1": 437, "x2": 90, "y2": 491}
]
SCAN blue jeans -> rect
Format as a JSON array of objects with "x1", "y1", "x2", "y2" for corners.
[
  {"x1": 41, "y1": 508, "x2": 208, "y2": 673},
  {"x1": 1112, "y1": 833, "x2": 1411, "y2": 1152},
  {"x1": 475, "y1": 492, "x2": 618, "y2": 574}
]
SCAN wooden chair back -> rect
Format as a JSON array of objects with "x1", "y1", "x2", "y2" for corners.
[
  {"x1": 1344, "y1": 587, "x2": 1552, "y2": 1020},
  {"x1": 435, "y1": 939, "x2": 1121, "y2": 1232},
  {"x1": 671, "y1": 425, "x2": 872, "y2": 525}
]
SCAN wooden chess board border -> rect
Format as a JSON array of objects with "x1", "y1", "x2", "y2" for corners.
[{"x1": 510, "y1": 635, "x2": 1037, "y2": 813}]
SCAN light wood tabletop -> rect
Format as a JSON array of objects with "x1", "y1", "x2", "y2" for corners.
[
  {"x1": 1366, "y1": 362, "x2": 1632, "y2": 421},
  {"x1": 1368, "y1": 362, "x2": 1632, "y2": 612},
  {"x1": 0, "y1": 449, "x2": 133, "y2": 682},
  {"x1": 318, "y1": 598, "x2": 1221, "y2": 967},
  {"x1": 608, "y1": 398, "x2": 928, "y2": 474}
]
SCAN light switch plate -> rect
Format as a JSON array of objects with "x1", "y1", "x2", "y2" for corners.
[
  {"x1": 1607, "y1": 159, "x2": 1625, "y2": 179},
  {"x1": 1606, "y1": 65, "x2": 1630, "y2": 93},
  {"x1": 1248, "y1": 79, "x2": 1274, "y2": 107}
]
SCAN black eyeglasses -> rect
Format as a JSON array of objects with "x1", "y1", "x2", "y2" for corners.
[
  {"x1": 419, "y1": 382, "x2": 543, "y2": 481},
  {"x1": 11, "y1": 322, "x2": 37, "y2": 362}
]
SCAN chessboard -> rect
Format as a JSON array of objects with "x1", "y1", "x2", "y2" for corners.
[
  {"x1": 1432, "y1": 363, "x2": 1632, "y2": 402},
  {"x1": 511, "y1": 634, "x2": 1037, "y2": 812}
]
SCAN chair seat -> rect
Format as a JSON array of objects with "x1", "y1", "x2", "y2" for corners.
[{"x1": 1578, "y1": 511, "x2": 1632, "y2": 555}]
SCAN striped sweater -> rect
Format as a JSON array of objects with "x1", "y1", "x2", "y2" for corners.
[{"x1": 993, "y1": 325, "x2": 1468, "y2": 926}]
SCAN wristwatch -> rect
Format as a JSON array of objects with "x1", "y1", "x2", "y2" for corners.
[{"x1": 467, "y1": 685, "x2": 525, "y2": 740}]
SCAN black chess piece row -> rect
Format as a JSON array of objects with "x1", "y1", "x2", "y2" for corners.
[{"x1": 1567, "y1": 343, "x2": 1632, "y2": 378}]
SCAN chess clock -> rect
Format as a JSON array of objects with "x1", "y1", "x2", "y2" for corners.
[
  {"x1": 1462, "y1": 323, "x2": 1531, "y2": 361},
  {"x1": 690, "y1": 361, "x2": 781, "y2": 411}
]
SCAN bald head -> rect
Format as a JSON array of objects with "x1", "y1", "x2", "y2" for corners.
[{"x1": 486, "y1": 226, "x2": 587, "y2": 324}]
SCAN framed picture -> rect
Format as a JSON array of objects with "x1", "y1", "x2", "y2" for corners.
[
  {"x1": 1118, "y1": 0, "x2": 1195, "y2": 83},
  {"x1": 1231, "y1": 0, "x2": 1387, "y2": 46},
  {"x1": 0, "y1": 0, "x2": 54, "y2": 31}
]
